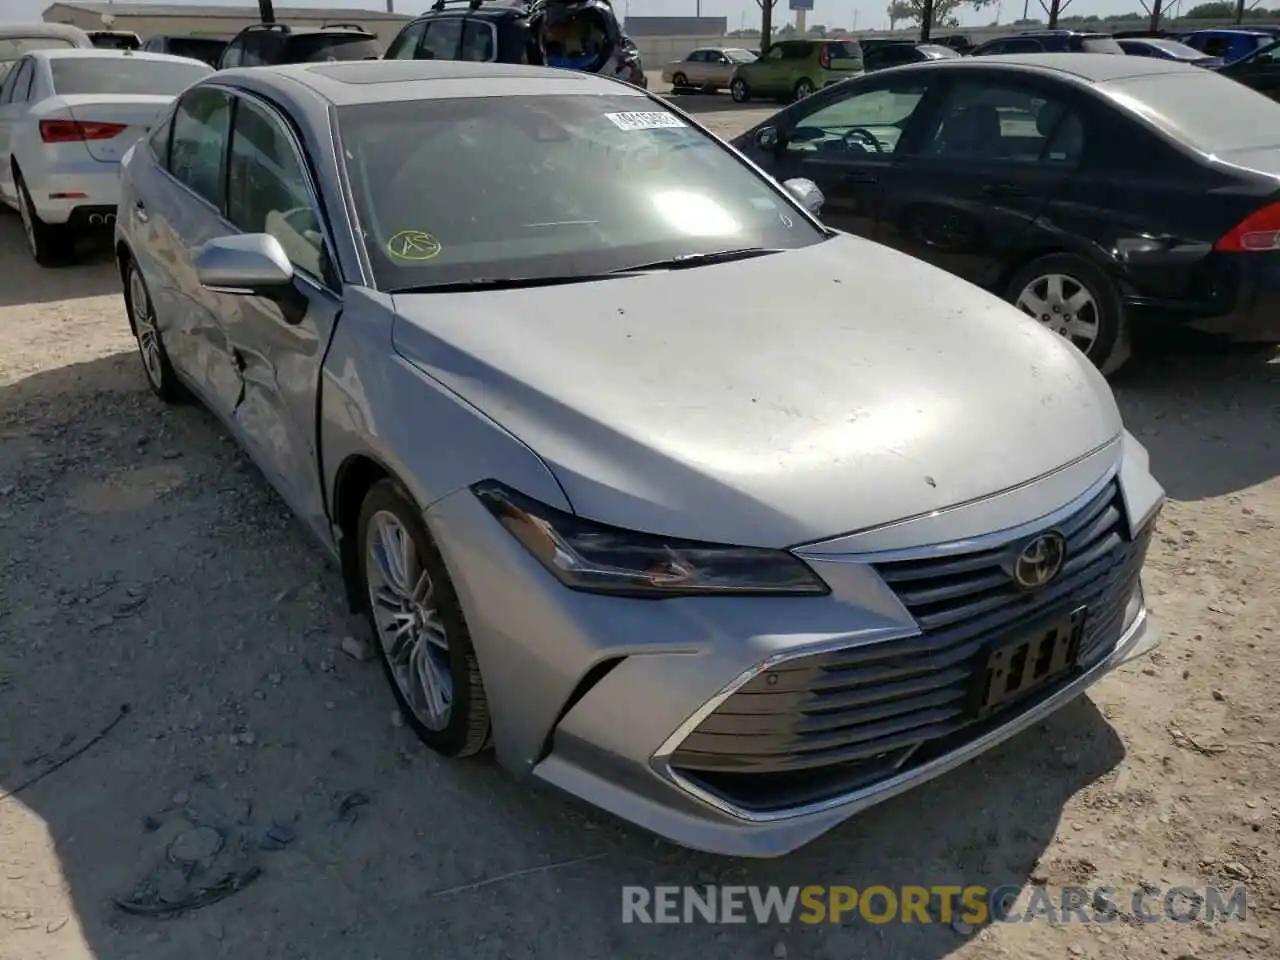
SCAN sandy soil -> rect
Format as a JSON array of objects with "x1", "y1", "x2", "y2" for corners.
[{"x1": 1, "y1": 100, "x2": 1278, "y2": 960}]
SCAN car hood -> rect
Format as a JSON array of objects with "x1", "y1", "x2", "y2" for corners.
[{"x1": 390, "y1": 235, "x2": 1122, "y2": 548}]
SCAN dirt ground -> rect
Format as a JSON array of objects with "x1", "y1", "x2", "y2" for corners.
[{"x1": 1, "y1": 97, "x2": 1279, "y2": 960}]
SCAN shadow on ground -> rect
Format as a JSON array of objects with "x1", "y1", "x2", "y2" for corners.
[
  {"x1": 0, "y1": 213, "x2": 119, "y2": 307},
  {"x1": 1113, "y1": 346, "x2": 1280, "y2": 501},
  {"x1": 10, "y1": 344, "x2": 1276, "y2": 957}
]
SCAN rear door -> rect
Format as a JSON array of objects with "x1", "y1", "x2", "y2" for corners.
[
  {"x1": 219, "y1": 92, "x2": 340, "y2": 535},
  {"x1": 875, "y1": 72, "x2": 1086, "y2": 287},
  {"x1": 136, "y1": 86, "x2": 240, "y2": 408},
  {"x1": 0, "y1": 58, "x2": 34, "y2": 203},
  {"x1": 749, "y1": 74, "x2": 937, "y2": 237}
]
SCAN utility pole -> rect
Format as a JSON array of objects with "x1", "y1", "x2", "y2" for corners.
[
  {"x1": 920, "y1": 0, "x2": 933, "y2": 41},
  {"x1": 760, "y1": 0, "x2": 774, "y2": 48},
  {"x1": 1046, "y1": 0, "x2": 1060, "y2": 28},
  {"x1": 258, "y1": 0, "x2": 276, "y2": 23},
  {"x1": 1148, "y1": 0, "x2": 1163, "y2": 32},
  {"x1": 1236, "y1": 0, "x2": 1246, "y2": 24}
]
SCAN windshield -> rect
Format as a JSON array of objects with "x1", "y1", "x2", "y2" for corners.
[
  {"x1": 50, "y1": 57, "x2": 212, "y2": 96},
  {"x1": 285, "y1": 34, "x2": 383, "y2": 62},
  {"x1": 0, "y1": 37, "x2": 76, "y2": 81},
  {"x1": 1103, "y1": 71, "x2": 1280, "y2": 153},
  {"x1": 89, "y1": 32, "x2": 141, "y2": 50},
  {"x1": 725, "y1": 48, "x2": 756, "y2": 62},
  {"x1": 161, "y1": 38, "x2": 227, "y2": 64},
  {"x1": 337, "y1": 94, "x2": 824, "y2": 290}
]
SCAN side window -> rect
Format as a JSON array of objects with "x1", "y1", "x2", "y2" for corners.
[
  {"x1": 420, "y1": 19, "x2": 463, "y2": 60},
  {"x1": 786, "y1": 82, "x2": 929, "y2": 155},
  {"x1": 226, "y1": 97, "x2": 330, "y2": 285},
  {"x1": 18, "y1": 61, "x2": 37, "y2": 102},
  {"x1": 922, "y1": 80, "x2": 1082, "y2": 164},
  {"x1": 0, "y1": 60, "x2": 28, "y2": 104},
  {"x1": 762, "y1": 45, "x2": 784, "y2": 61},
  {"x1": 169, "y1": 88, "x2": 232, "y2": 207},
  {"x1": 148, "y1": 113, "x2": 173, "y2": 166},
  {"x1": 460, "y1": 21, "x2": 496, "y2": 62},
  {"x1": 221, "y1": 37, "x2": 245, "y2": 68},
  {"x1": 1202, "y1": 36, "x2": 1231, "y2": 58},
  {"x1": 386, "y1": 20, "x2": 428, "y2": 59},
  {"x1": 1003, "y1": 38, "x2": 1045, "y2": 53},
  {"x1": 784, "y1": 43, "x2": 809, "y2": 60},
  {"x1": 239, "y1": 32, "x2": 268, "y2": 67}
]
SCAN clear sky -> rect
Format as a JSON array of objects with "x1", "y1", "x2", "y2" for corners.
[{"x1": 16, "y1": 0, "x2": 1165, "y2": 36}]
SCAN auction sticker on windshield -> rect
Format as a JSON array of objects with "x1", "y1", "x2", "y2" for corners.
[{"x1": 605, "y1": 112, "x2": 687, "y2": 131}]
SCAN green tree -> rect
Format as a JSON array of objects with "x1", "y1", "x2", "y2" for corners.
[
  {"x1": 1184, "y1": 1, "x2": 1234, "y2": 15},
  {"x1": 886, "y1": 0, "x2": 998, "y2": 29}
]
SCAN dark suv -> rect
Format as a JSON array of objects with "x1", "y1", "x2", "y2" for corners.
[
  {"x1": 386, "y1": 0, "x2": 535, "y2": 65},
  {"x1": 971, "y1": 30, "x2": 1123, "y2": 56},
  {"x1": 384, "y1": 0, "x2": 645, "y2": 85},
  {"x1": 216, "y1": 22, "x2": 383, "y2": 69}
]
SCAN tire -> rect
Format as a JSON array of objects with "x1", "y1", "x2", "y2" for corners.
[
  {"x1": 124, "y1": 258, "x2": 188, "y2": 404},
  {"x1": 731, "y1": 78, "x2": 750, "y2": 102},
  {"x1": 357, "y1": 479, "x2": 491, "y2": 758},
  {"x1": 14, "y1": 167, "x2": 72, "y2": 267},
  {"x1": 794, "y1": 78, "x2": 815, "y2": 101},
  {"x1": 1005, "y1": 253, "x2": 1131, "y2": 376},
  {"x1": 671, "y1": 72, "x2": 688, "y2": 92}
]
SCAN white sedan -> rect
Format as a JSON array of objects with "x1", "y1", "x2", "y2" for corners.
[{"x1": 0, "y1": 48, "x2": 211, "y2": 265}]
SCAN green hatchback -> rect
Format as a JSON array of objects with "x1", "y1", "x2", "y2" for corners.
[{"x1": 729, "y1": 39, "x2": 863, "y2": 103}]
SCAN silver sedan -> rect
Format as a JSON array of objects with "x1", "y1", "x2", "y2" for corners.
[
  {"x1": 113, "y1": 59, "x2": 1164, "y2": 857},
  {"x1": 662, "y1": 47, "x2": 758, "y2": 92}
]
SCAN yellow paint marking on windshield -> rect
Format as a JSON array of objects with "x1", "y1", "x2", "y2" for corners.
[{"x1": 387, "y1": 230, "x2": 442, "y2": 262}]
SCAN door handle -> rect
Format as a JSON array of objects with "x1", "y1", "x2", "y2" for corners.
[
  {"x1": 842, "y1": 171, "x2": 878, "y2": 184},
  {"x1": 982, "y1": 183, "x2": 1028, "y2": 198},
  {"x1": 133, "y1": 199, "x2": 149, "y2": 223}
]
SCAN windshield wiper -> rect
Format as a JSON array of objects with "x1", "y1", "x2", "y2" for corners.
[
  {"x1": 390, "y1": 273, "x2": 625, "y2": 294},
  {"x1": 610, "y1": 247, "x2": 783, "y2": 273}
]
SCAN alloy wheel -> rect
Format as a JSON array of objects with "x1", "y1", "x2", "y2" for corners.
[
  {"x1": 1014, "y1": 272, "x2": 1101, "y2": 355},
  {"x1": 129, "y1": 268, "x2": 165, "y2": 390},
  {"x1": 364, "y1": 510, "x2": 453, "y2": 731},
  {"x1": 795, "y1": 79, "x2": 814, "y2": 99},
  {"x1": 731, "y1": 79, "x2": 748, "y2": 102}
]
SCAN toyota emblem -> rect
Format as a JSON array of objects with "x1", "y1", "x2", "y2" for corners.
[{"x1": 1011, "y1": 531, "x2": 1067, "y2": 591}]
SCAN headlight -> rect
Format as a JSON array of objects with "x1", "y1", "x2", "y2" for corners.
[{"x1": 472, "y1": 481, "x2": 830, "y2": 598}]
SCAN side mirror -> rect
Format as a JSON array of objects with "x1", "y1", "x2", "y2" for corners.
[
  {"x1": 195, "y1": 233, "x2": 305, "y2": 323},
  {"x1": 755, "y1": 125, "x2": 781, "y2": 152},
  {"x1": 783, "y1": 177, "x2": 825, "y2": 216}
]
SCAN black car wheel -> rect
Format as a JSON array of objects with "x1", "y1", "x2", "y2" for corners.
[
  {"x1": 731, "y1": 78, "x2": 750, "y2": 102},
  {"x1": 1006, "y1": 253, "x2": 1131, "y2": 375},
  {"x1": 794, "y1": 78, "x2": 815, "y2": 100},
  {"x1": 14, "y1": 167, "x2": 72, "y2": 267},
  {"x1": 358, "y1": 478, "x2": 491, "y2": 758},
  {"x1": 672, "y1": 71, "x2": 689, "y2": 91}
]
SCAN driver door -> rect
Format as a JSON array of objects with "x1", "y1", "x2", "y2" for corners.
[
  {"x1": 757, "y1": 77, "x2": 938, "y2": 237},
  {"x1": 218, "y1": 92, "x2": 341, "y2": 540}
]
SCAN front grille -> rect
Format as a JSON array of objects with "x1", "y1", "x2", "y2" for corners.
[{"x1": 667, "y1": 479, "x2": 1153, "y2": 814}]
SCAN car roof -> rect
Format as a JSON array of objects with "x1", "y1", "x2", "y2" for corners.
[
  {"x1": 29, "y1": 48, "x2": 213, "y2": 66},
  {"x1": 0, "y1": 22, "x2": 92, "y2": 42},
  {"x1": 227, "y1": 59, "x2": 642, "y2": 105},
  {"x1": 896, "y1": 52, "x2": 1194, "y2": 82}
]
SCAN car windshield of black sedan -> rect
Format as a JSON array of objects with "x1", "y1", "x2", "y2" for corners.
[
  {"x1": 50, "y1": 57, "x2": 212, "y2": 95},
  {"x1": 336, "y1": 95, "x2": 824, "y2": 290},
  {"x1": 1103, "y1": 71, "x2": 1280, "y2": 154}
]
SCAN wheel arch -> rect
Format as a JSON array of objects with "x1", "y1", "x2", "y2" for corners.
[
  {"x1": 116, "y1": 240, "x2": 137, "y2": 333},
  {"x1": 331, "y1": 451, "x2": 398, "y2": 614},
  {"x1": 992, "y1": 241, "x2": 1124, "y2": 300}
]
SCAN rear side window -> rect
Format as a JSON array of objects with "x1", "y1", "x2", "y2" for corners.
[
  {"x1": 824, "y1": 41, "x2": 860, "y2": 59},
  {"x1": 169, "y1": 88, "x2": 232, "y2": 207},
  {"x1": 51, "y1": 58, "x2": 211, "y2": 96},
  {"x1": 1104, "y1": 70, "x2": 1280, "y2": 154},
  {"x1": 460, "y1": 21, "x2": 496, "y2": 62},
  {"x1": 1003, "y1": 38, "x2": 1046, "y2": 53},
  {"x1": 284, "y1": 34, "x2": 382, "y2": 63},
  {"x1": 420, "y1": 19, "x2": 463, "y2": 59},
  {"x1": 386, "y1": 20, "x2": 428, "y2": 59},
  {"x1": 781, "y1": 43, "x2": 809, "y2": 60}
]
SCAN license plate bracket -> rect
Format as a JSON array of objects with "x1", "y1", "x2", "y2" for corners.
[{"x1": 976, "y1": 606, "x2": 1087, "y2": 717}]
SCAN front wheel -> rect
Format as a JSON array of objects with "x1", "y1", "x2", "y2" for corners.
[
  {"x1": 358, "y1": 479, "x2": 491, "y2": 758},
  {"x1": 671, "y1": 72, "x2": 689, "y2": 91},
  {"x1": 1006, "y1": 253, "x2": 1131, "y2": 375},
  {"x1": 731, "y1": 78, "x2": 750, "y2": 102},
  {"x1": 125, "y1": 259, "x2": 188, "y2": 403}
]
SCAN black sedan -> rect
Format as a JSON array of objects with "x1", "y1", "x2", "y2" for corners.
[
  {"x1": 732, "y1": 53, "x2": 1280, "y2": 373},
  {"x1": 1218, "y1": 38, "x2": 1280, "y2": 98}
]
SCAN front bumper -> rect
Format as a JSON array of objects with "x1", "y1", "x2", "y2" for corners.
[{"x1": 425, "y1": 437, "x2": 1164, "y2": 858}]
